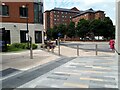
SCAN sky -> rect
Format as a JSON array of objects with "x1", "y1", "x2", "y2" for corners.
[{"x1": 44, "y1": 0, "x2": 116, "y2": 25}]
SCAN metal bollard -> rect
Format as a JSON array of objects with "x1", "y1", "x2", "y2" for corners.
[
  {"x1": 30, "y1": 37, "x2": 33, "y2": 59},
  {"x1": 58, "y1": 37, "x2": 60, "y2": 56},
  {"x1": 95, "y1": 44, "x2": 98, "y2": 55},
  {"x1": 77, "y1": 45, "x2": 79, "y2": 56}
]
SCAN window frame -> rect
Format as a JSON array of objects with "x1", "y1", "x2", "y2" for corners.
[
  {"x1": 2, "y1": 5, "x2": 9, "y2": 16},
  {"x1": 19, "y1": 7, "x2": 28, "y2": 18}
]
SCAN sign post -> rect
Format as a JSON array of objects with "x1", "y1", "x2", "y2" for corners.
[{"x1": 58, "y1": 33, "x2": 61, "y2": 56}]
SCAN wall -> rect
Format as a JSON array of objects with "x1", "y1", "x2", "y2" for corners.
[
  {"x1": 116, "y1": 0, "x2": 120, "y2": 89},
  {"x1": 2, "y1": 22, "x2": 44, "y2": 44},
  {"x1": 2, "y1": 2, "x2": 34, "y2": 23}
]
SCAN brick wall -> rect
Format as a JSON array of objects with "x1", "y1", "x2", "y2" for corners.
[{"x1": 2, "y1": 2, "x2": 34, "y2": 23}]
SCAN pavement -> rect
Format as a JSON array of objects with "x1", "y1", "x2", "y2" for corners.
[
  {"x1": 0, "y1": 41, "x2": 118, "y2": 89},
  {"x1": 18, "y1": 56, "x2": 118, "y2": 88}
]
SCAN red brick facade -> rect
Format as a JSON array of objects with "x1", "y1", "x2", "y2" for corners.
[
  {"x1": 44, "y1": 7, "x2": 79, "y2": 30},
  {"x1": 44, "y1": 8, "x2": 105, "y2": 30},
  {"x1": 1, "y1": 2, "x2": 34, "y2": 23},
  {"x1": 72, "y1": 10, "x2": 105, "y2": 25}
]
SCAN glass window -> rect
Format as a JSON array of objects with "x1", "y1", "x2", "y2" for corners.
[
  {"x1": 19, "y1": 7, "x2": 28, "y2": 17},
  {"x1": 34, "y1": 2, "x2": 43, "y2": 24},
  {"x1": 2, "y1": 5, "x2": 9, "y2": 16},
  {"x1": 35, "y1": 31, "x2": 42, "y2": 43},
  {"x1": 20, "y1": 30, "x2": 28, "y2": 43}
]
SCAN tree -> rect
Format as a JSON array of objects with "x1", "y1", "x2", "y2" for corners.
[
  {"x1": 103, "y1": 17, "x2": 115, "y2": 39},
  {"x1": 57, "y1": 24, "x2": 67, "y2": 38},
  {"x1": 66, "y1": 22, "x2": 76, "y2": 38},
  {"x1": 76, "y1": 19, "x2": 90, "y2": 39}
]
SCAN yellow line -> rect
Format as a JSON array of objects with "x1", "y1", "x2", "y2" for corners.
[{"x1": 63, "y1": 82, "x2": 88, "y2": 88}]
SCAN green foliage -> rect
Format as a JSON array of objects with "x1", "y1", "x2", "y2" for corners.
[
  {"x1": 47, "y1": 17, "x2": 115, "y2": 40},
  {"x1": 7, "y1": 43, "x2": 38, "y2": 52},
  {"x1": 76, "y1": 19, "x2": 90, "y2": 39},
  {"x1": 67, "y1": 22, "x2": 76, "y2": 38},
  {"x1": 32, "y1": 44, "x2": 38, "y2": 49}
]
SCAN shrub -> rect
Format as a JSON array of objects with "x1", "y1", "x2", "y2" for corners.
[
  {"x1": 6, "y1": 43, "x2": 38, "y2": 52},
  {"x1": 32, "y1": 44, "x2": 38, "y2": 49}
]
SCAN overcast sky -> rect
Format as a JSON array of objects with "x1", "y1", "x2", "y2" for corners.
[{"x1": 44, "y1": 0, "x2": 115, "y2": 25}]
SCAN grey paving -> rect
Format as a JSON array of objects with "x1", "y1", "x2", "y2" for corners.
[
  {"x1": 2, "y1": 57, "x2": 75, "y2": 88},
  {"x1": 18, "y1": 56, "x2": 118, "y2": 88}
]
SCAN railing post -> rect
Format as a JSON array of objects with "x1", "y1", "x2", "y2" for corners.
[
  {"x1": 58, "y1": 37, "x2": 60, "y2": 56},
  {"x1": 95, "y1": 44, "x2": 98, "y2": 56},
  {"x1": 30, "y1": 37, "x2": 33, "y2": 59},
  {"x1": 77, "y1": 44, "x2": 79, "y2": 56}
]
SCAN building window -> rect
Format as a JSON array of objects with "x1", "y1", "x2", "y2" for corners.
[
  {"x1": 34, "y1": 2, "x2": 43, "y2": 24},
  {"x1": 54, "y1": 19, "x2": 56, "y2": 21},
  {"x1": 1, "y1": 29, "x2": 10, "y2": 44},
  {"x1": 19, "y1": 7, "x2": 28, "y2": 17},
  {"x1": 2, "y1": 5, "x2": 9, "y2": 16},
  {"x1": 54, "y1": 11, "x2": 56, "y2": 13},
  {"x1": 20, "y1": 30, "x2": 28, "y2": 43},
  {"x1": 35, "y1": 31, "x2": 42, "y2": 43},
  {"x1": 57, "y1": 15, "x2": 59, "y2": 17}
]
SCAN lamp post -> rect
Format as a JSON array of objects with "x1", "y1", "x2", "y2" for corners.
[
  {"x1": 22, "y1": 4, "x2": 29, "y2": 46},
  {"x1": 22, "y1": 4, "x2": 33, "y2": 59}
]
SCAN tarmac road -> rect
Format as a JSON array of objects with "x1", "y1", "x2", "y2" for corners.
[{"x1": 60, "y1": 42, "x2": 112, "y2": 52}]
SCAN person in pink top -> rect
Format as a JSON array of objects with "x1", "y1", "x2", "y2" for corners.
[{"x1": 109, "y1": 39, "x2": 115, "y2": 51}]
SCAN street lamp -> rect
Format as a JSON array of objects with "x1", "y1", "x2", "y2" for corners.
[
  {"x1": 22, "y1": 4, "x2": 29, "y2": 47},
  {"x1": 22, "y1": 4, "x2": 33, "y2": 59}
]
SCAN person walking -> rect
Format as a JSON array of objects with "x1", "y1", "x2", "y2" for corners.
[{"x1": 109, "y1": 39, "x2": 115, "y2": 51}]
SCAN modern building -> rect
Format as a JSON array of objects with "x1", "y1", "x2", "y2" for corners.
[
  {"x1": 44, "y1": 7, "x2": 80, "y2": 31},
  {"x1": 0, "y1": 1, "x2": 44, "y2": 44},
  {"x1": 44, "y1": 7, "x2": 105, "y2": 31},
  {"x1": 72, "y1": 8, "x2": 105, "y2": 25}
]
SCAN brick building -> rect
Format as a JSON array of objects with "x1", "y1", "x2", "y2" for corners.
[
  {"x1": 44, "y1": 7, "x2": 80, "y2": 31},
  {"x1": 44, "y1": 7, "x2": 105, "y2": 31},
  {"x1": 72, "y1": 8, "x2": 105, "y2": 25},
  {"x1": 0, "y1": 1, "x2": 44, "y2": 44}
]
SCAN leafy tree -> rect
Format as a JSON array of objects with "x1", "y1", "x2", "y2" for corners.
[
  {"x1": 57, "y1": 24, "x2": 67, "y2": 38},
  {"x1": 103, "y1": 17, "x2": 115, "y2": 39},
  {"x1": 66, "y1": 22, "x2": 76, "y2": 38},
  {"x1": 76, "y1": 19, "x2": 90, "y2": 39}
]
